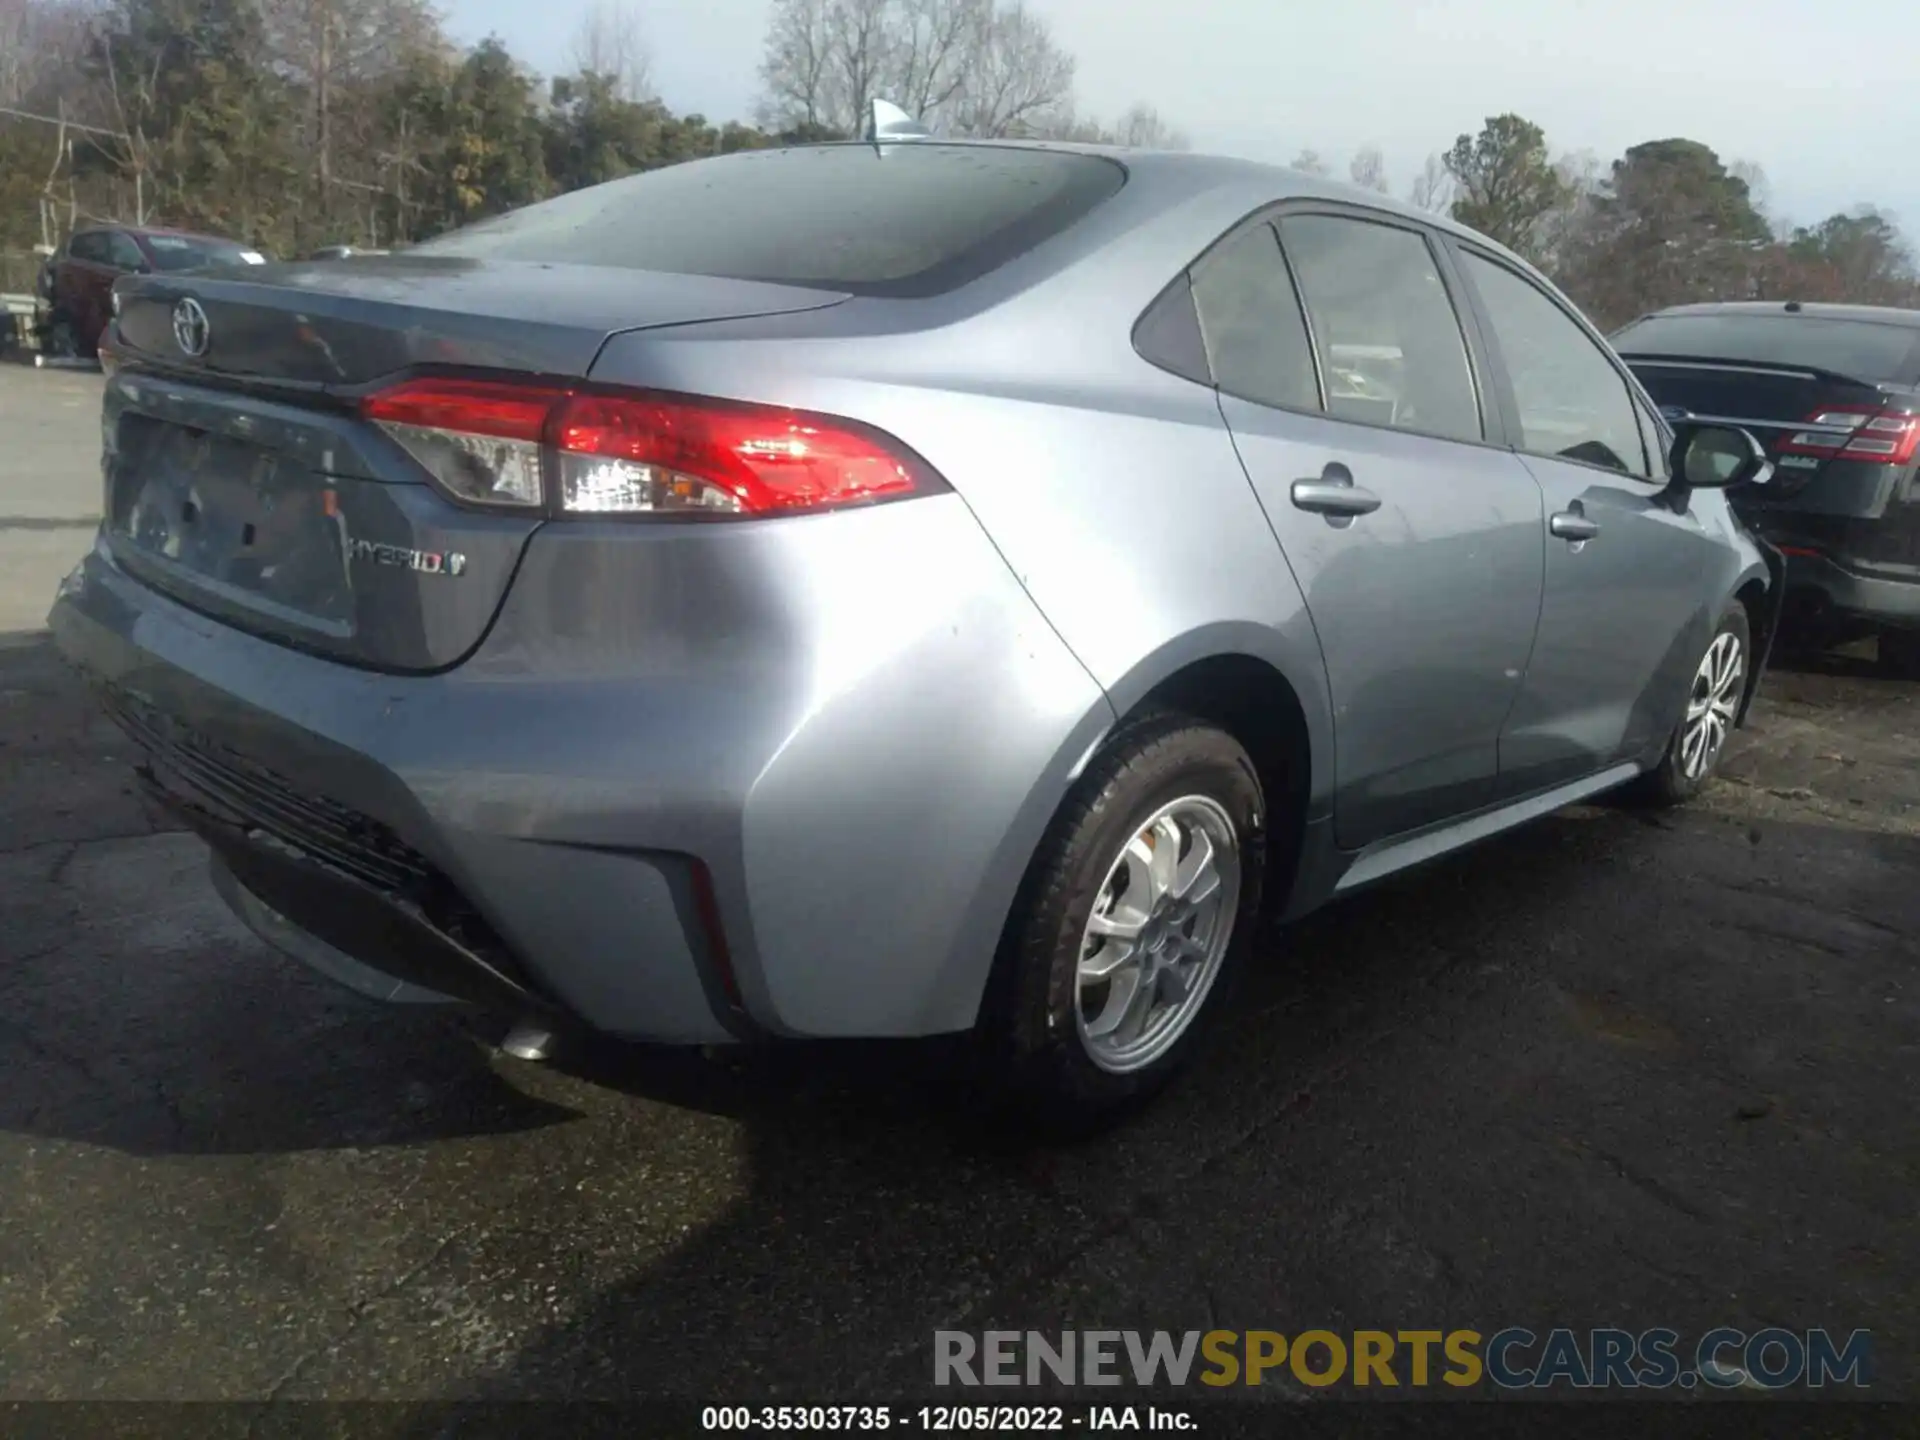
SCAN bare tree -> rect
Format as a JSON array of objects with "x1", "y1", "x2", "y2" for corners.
[
  {"x1": 1408, "y1": 152, "x2": 1453, "y2": 212},
  {"x1": 758, "y1": 0, "x2": 1072, "y2": 139},
  {"x1": 89, "y1": 27, "x2": 169, "y2": 225},
  {"x1": 571, "y1": 0, "x2": 654, "y2": 101},
  {"x1": 823, "y1": 0, "x2": 896, "y2": 138},
  {"x1": 1289, "y1": 148, "x2": 1327, "y2": 176},
  {"x1": 892, "y1": 0, "x2": 981, "y2": 124},
  {"x1": 1112, "y1": 102, "x2": 1188, "y2": 150},
  {"x1": 0, "y1": 0, "x2": 31, "y2": 107},
  {"x1": 0, "y1": 0, "x2": 95, "y2": 113},
  {"x1": 951, "y1": 0, "x2": 1072, "y2": 137},
  {"x1": 260, "y1": 0, "x2": 442, "y2": 226},
  {"x1": 1348, "y1": 145, "x2": 1388, "y2": 193},
  {"x1": 1029, "y1": 100, "x2": 1190, "y2": 148},
  {"x1": 758, "y1": 0, "x2": 833, "y2": 130}
]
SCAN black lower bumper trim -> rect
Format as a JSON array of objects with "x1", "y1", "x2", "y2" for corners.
[{"x1": 145, "y1": 773, "x2": 552, "y2": 1017}]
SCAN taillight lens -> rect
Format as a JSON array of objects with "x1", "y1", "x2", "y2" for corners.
[
  {"x1": 1779, "y1": 405, "x2": 1920, "y2": 466},
  {"x1": 364, "y1": 379, "x2": 549, "y2": 508},
  {"x1": 361, "y1": 377, "x2": 942, "y2": 518}
]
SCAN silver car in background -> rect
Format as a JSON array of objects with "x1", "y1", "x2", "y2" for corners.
[{"x1": 50, "y1": 136, "x2": 1780, "y2": 1125}]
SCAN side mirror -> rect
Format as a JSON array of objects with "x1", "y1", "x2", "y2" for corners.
[{"x1": 1664, "y1": 424, "x2": 1772, "y2": 510}]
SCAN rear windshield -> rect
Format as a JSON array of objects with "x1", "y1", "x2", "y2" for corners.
[
  {"x1": 410, "y1": 144, "x2": 1127, "y2": 297},
  {"x1": 1612, "y1": 312, "x2": 1920, "y2": 384},
  {"x1": 145, "y1": 235, "x2": 265, "y2": 271}
]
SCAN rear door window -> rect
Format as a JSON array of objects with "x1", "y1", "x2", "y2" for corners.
[
  {"x1": 68, "y1": 232, "x2": 110, "y2": 264},
  {"x1": 413, "y1": 144, "x2": 1127, "y2": 298},
  {"x1": 1459, "y1": 250, "x2": 1650, "y2": 477},
  {"x1": 1190, "y1": 222, "x2": 1320, "y2": 412},
  {"x1": 1277, "y1": 214, "x2": 1483, "y2": 444},
  {"x1": 106, "y1": 233, "x2": 146, "y2": 271}
]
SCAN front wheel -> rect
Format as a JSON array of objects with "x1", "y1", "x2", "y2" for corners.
[
  {"x1": 980, "y1": 713, "x2": 1266, "y2": 1130},
  {"x1": 42, "y1": 313, "x2": 80, "y2": 360},
  {"x1": 1878, "y1": 629, "x2": 1920, "y2": 679},
  {"x1": 1629, "y1": 604, "x2": 1752, "y2": 807}
]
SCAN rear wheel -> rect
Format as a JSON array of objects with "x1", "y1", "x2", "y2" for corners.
[
  {"x1": 1628, "y1": 605, "x2": 1751, "y2": 807},
  {"x1": 980, "y1": 714, "x2": 1266, "y2": 1130}
]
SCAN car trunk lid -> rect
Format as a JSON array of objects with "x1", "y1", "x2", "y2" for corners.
[
  {"x1": 110, "y1": 255, "x2": 849, "y2": 390},
  {"x1": 1623, "y1": 354, "x2": 1920, "y2": 576},
  {"x1": 99, "y1": 260, "x2": 850, "y2": 672},
  {"x1": 1621, "y1": 353, "x2": 1907, "y2": 489}
]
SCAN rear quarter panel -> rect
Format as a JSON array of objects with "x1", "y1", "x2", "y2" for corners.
[{"x1": 588, "y1": 178, "x2": 1339, "y2": 817}]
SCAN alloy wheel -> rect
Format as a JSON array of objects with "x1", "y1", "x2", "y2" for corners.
[
  {"x1": 1074, "y1": 795, "x2": 1241, "y2": 1074},
  {"x1": 1681, "y1": 630, "x2": 1745, "y2": 781}
]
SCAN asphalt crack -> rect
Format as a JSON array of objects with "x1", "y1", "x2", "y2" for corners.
[
  {"x1": 1574, "y1": 1140, "x2": 1711, "y2": 1224},
  {"x1": 0, "y1": 823, "x2": 189, "y2": 860},
  {"x1": 252, "y1": 1230, "x2": 464, "y2": 1413}
]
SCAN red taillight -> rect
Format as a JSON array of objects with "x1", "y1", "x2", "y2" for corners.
[
  {"x1": 359, "y1": 377, "x2": 942, "y2": 518},
  {"x1": 1779, "y1": 405, "x2": 1920, "y2": 466},
  {"x1": 364, "y1": 377, "x2": 553, "y2": 443}
]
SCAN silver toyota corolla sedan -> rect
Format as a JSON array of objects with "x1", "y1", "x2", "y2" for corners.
[{"x1": 49, "y1": 135, "x2": 1782, "y2": 1125}]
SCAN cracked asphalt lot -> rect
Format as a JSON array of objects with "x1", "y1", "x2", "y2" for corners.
[{"x1": 1, "y1": 368, "x2": 1917, "y2": 1406}]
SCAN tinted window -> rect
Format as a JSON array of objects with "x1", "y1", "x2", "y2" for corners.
[
  {"x1": 1278, "y1": 215, "x2": 1481, "y2": 443},
  {"x1": 1133, "y1": 276, "x2": 1211, "y2": 386},
  {"x1": 106, "y1": 233, "x2": 146, "y2": 270},
  {"x1": 1190, "y1": 223, "x2": 1318, "y2": 411},
  {"x1": 1612, "y1": 311, "x2": 1920, "y2": 385},
  {"x1": 68, "y1": 232, "x2": 110, "y2": 264},
  {"x1": 145, "y1": 235, "x2": 259, "y2": 271},
  {"x1": 413, "y1": 145, "x2": 1127, "y2": 298},
  {"x1": 1462, "y1": 252, "x2": 1647, "y2": 476}
]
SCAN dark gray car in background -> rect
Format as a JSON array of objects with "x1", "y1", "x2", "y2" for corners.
[
  {"x1": 49, "y1": 139, "x2": 1780, "y2": 1125},
  {"x1": 1616, "y1": 301, "x2": 1920, "y2": 674}
]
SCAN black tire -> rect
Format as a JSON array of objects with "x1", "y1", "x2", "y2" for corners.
[
  {"x1": 1627, "y1": 604, "x2": 1752, "y2": 808},
  {"x1": 978, "y1": 713, "x2": 1266, "y2": 1132},
  {"x1": 43, "y1": 313, "x2": 80, "y2": 360},
  {"x1": 1879, "y1": 629, "x2": 1920, "y2": 679}
]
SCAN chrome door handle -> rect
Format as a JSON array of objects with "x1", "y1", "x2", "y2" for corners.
[
  {"x1": 1290, "y1": 465, "x2": 1381, "y2": 518},
  {"x1": 1550, "y1": 510, "x2": 1601, "y2": 542}
]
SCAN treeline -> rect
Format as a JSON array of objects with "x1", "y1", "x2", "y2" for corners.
[
  {"x1": 1, "y1": 0, "x2": 814, "y2": 260},
  {"x1": 0, "y1": 0, "x2": 1182, "y2": 264},
  {"x1": 1413, "y1": 114, "x2": 1920, "y2": 329},
  {"x1": 2, "y1": 0, "x2": 1916, "y2": 330}
]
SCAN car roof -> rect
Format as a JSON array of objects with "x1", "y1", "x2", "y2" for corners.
[
  {"x1": 795, "y1": 138, "x2": 1520, "y2": 259},
  {"x1": 76, "y1": 224, "x2": 240, "y2": 245},
  {"x1": 137, "y1": 226, "x2": 245, "y2": 244},
  {"x1": 1636, "y1": 300, "x2": 1920, "y2": 329}
]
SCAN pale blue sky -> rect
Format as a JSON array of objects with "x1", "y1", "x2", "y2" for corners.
[{"x1": 445, "y1": 0, "x2": 1915, "y2": 234}]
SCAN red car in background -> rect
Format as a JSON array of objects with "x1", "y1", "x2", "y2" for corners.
[{"x1": 38, "y1": 225, "x2": 265, "y2": 357}]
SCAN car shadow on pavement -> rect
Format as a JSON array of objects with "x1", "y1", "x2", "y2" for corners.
[
  {"x1": 439, "y1": 799, "x2": 1920, "y2": 1404},
  {"x1": 0, "y1": 630, "x2": 584, "y2": 1156},
  {"x1": 4, "y1": 625, "x2": 1918, "y2": 1403}
]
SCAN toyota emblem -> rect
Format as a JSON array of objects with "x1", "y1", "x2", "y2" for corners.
[{"x1": 171, "y1": 297, "x2": 210, "y2": 358}]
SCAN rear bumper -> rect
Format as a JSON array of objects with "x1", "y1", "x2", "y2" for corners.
[
  {"x1": 48, "y1": 499, "x2": 1110, "y2": 1044},
  {"x1": 1776, "y1": 551, "x2": 1920, "y2": 632}
]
